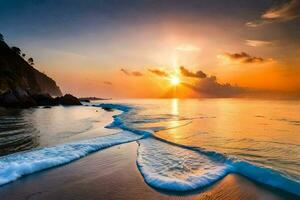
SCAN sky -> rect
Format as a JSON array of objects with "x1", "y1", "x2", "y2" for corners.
[{"x1": 0, "y1": 0, "x2": 299, "y2": 98}]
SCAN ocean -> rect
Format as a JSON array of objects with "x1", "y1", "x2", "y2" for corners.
[{"x1": 0, "y1": 99, "x2": 299, "y2": 196}]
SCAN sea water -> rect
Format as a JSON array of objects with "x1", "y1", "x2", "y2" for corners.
[
  {"x1": 0, "y1": 105, "x2": 118, "y2": 155},
  {"x1": 0, "y1": 99, "x2": 299, "y2": 196}
]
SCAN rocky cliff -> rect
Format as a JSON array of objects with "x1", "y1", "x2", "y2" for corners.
[{"x1": 0, "y1": 40, "x2": 62, "y2": 96}]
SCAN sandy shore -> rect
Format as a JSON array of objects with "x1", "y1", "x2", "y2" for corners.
[{"x1": 0, "y1": 142, "x2": 297, "y2": 200}]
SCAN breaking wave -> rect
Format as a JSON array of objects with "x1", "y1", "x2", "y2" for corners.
[{"x1": 0, "y1": 131, "x2": 143, "y2": 186}]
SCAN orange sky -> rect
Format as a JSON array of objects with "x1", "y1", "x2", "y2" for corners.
[{"x1": 2, "y1": 0, "x2": 299, "y2": 98}]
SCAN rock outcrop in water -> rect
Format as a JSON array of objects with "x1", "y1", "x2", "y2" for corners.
[
  {"x1": 0, "y1": 89, "x2": 82, "y2": 108},
  {"x1": 55, "y1": 94, "x2": 82, "y2": 105},
  {"x1": 0, "y1": 35, "x2": 81, "y2": 108}
]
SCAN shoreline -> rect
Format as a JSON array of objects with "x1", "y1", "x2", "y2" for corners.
[{"x1": 0, "y1": 142, "x2": 297, "y2": 200}]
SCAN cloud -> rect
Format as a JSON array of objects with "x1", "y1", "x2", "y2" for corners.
[
  {"x1": 103, "y1": 81, "x2": 112, "y2": 85},
  {"x1": 184, "y1": 75, "x2": 245, "y2": 97},
  {"x1": 121, "y1": 68, "x2": 130, "y2": 75},
  {"x1": 245, "y1": 20, "x2": 271, "y2": 27},
  {"x1": 180, "y1": 66, "x2": 207, "y2": 78},
  {"x1": 246, "y1": 0, "x2": 300, "y2": 27},
  {"x1": 120, "y1": 68, "x2": 143, "y2": 76},
  {"x1": 219, "y1": 52, "x2": 271, "y2": 64},
  {"x1": 148, "y1": 68, "x2": 168, "y2": 77},
  {"x1": 245, "y1": 40, "x2": 272, "y2": 47},
  {"x1": 262, "y1": 0, "x2": 300, "y2": 21},
  {"x1": 131, "y1": 71, "x2": 143, "y2": 76},
  {"x1": 176, "y1": 66, "x2": 245, "y2": 97},
  {"x1": 176, "y1": 67, "x2": 297, "y2": 98},
  {"x1": 176, "y1": 44, "x2": 201, "y2": 52}
]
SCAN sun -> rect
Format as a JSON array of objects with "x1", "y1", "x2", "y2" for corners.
[{"x1": 170, "y1": 75, "x2": 180, "y2": 86}]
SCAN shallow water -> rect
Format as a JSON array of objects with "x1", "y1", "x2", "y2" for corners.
[
  {"x1": 0, "y1": 99, "x2": 299, "y2": 196},
  {"x1": 0, "y1": 106, "x2": 118, "y2": 155},
  {"x1": 96, "y1": 98, "x2": 300, "y2": 195},
  {"x1": 102, "y1": 99, "x2": 300, "y2": 179}
]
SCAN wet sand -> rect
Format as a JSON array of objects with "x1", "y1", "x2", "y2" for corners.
[{"x1": 0, "y1": 142, "x2": 297, "y2": 200}]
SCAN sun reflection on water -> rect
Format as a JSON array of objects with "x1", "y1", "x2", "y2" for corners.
[
  {"x1": 171, "y1": 98, "x2": 179, "y2": 115},
  {"x1": 169, "y1": 98, "x2": 182, "y2": 141}
]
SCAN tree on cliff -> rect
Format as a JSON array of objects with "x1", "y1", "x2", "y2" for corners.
[
  {"x1": 28, "y1": 57, "x2": 34, "y2": 65},
  {"x1": 0, "y1": 33, "x2": 3, "y2": 41},
  {"x1": 11, "y1": 46, "x2": 21, "y2": 55}
]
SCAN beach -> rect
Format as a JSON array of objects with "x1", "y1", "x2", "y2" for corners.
[
  {"x1": 0, "y1": 141, "x2": 297, "y2": 200},
  {"x1": 1, "y1": 0, "x2": 300, "y2": 198}
]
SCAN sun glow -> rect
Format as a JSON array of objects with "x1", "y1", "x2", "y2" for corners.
[{"x1": 170, "y1": 76, "x2": 180, "y2": 86}]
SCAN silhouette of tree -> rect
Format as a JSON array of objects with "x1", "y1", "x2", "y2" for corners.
[
  {"x1": 11, "y1": 46, "x2": 21, "y2": 55},
  {"x1": 28, "y1": 57, "x2": 34, "y2": 65},
  {"x1": 0, "y1": 33, "x2": 3, "y2": 41},
  {"x1": 22, "y1": 53, "x2": 26, "y2": 58}
]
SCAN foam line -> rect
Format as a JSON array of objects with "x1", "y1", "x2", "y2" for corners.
[{"x1": 0, "y1": 131, "x2": 142, "y2": 186}]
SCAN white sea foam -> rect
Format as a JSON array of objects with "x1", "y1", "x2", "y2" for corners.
[
  {"x1": 136, "y1": 137, "x2": 300, "y2": 196},
  {"x1": 96, "y1": 103, "x2": 153, "y2": 136},
  {"x1": 137, "y1": 138, "x2": 230, "y2": 191},
  {"x1": 0, "y1": 131, "x2": 142, "y2": 186}
]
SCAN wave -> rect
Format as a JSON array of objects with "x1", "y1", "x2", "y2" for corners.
[
  {"x1": 96, "y1": 103, "x2": 153, "y2": 137},
  {"x1": 98, "y1": 103, "x2": 300, "y2": 196},
  {"x1": 137, "y1": 138, "x2": 230, "y2": 191},
  {"x1": 231, "y1": 159, "x2": 300, "y2": 196},
  {"x1": 96, "y1": 103, "x2": 132, "y2": 113},
  {"x1": 0, "y1": 131, "x2": 143, "y2": 186},
  {"x1": 0, "y1": 102, "x2": 299, "y2": 197},
  {"x1": 137, "y1": 136, "x2": 300, "y2": 196}
]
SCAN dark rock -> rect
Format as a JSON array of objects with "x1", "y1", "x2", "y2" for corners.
[
  {"x1": 13, "y1": 88, "x2": 36, "y2": 107},
  {"x1": 79, "y1": 97, "x2": 112, "y2": 101},
  {"x1": 0, "y1": 90, "x2": 20, "y2": 107},
  {"x1": 102, "y1": 107, "x2": 114, "y2": 112},
  {"x1": 43, "y1": 106, "x2": 51, "y2": 109},
  {"x1": 56, "y1": 94, "x2": 82, "y2": 106},
  {"x1": 31, "y1": 93, "x2": 58, "y2": 106},
  {"x1": 0, "y1": 89, "x2": 82, "y2": 108},
  {"x1": 0, "y1": 88, "x2": 36, "y2": 108},
  {"x1": 80, "y1": 99, "x2": 90, "y2": 103}
]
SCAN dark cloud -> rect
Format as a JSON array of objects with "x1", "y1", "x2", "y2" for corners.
[
  {"x1": 173, "y1": 66, "x2": 246, "y2": 97},
  {"x1": 182, "y1": 70, "x2": 299, "y2": 99},
  {"x1": 223, "y1": 52, "x2": 268, "y2": 64},
  {"x1": 121, "y1": 68, "x2": 130, "y2": 75},
  {"x1": 132, "y1": 71, "x2": 143, "y2": 76},
  {"x1": 246, "y1": 0, "x2": 300, "y2": 27},
  {"x1": 180, "y1": 66, "x2": 207, "y2": 78},
  {"x1": 148, "y1": 69, "x2": 168, "y2": 77},
  {"x1": 184, "y1": 75, "x2": 245, "y2": 97},
  {"x1": 179, "y1": 67, "x2": 298, "y2": 98},
  {"x1": 103, "y1": 81, "x2": 112, "y2": 85},
  {"x1": 120, "y1": 68, "x2": 143, "y2": 76}
]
